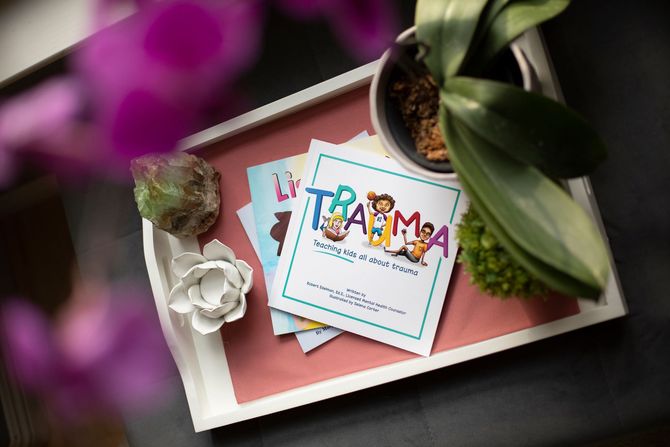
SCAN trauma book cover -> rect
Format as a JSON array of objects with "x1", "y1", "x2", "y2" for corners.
[{"x1": 269, "y1": 141, "x2": 469, "y2": 355}]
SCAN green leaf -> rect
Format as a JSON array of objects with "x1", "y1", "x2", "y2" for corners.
[
  {"x1": 441, "y1": 77, "x2": 606, "y2": 178},
  {"x1": 481, "y1": 0, "x2": 513, "y2": 31},
  {"x1": 440, "y1": 108, "x2": 609, "y2": 296},
  {"x1": 415, "y1": 0, "x2": 490, "y2": 83},
  {"x1": 455, "y1": 166, "x2": 600, "y2": 298},
  {"x1": 464, "y1": 0, "x2": 513, "y2": 71},
  {"x1": 466, "y1": 0, "x2": 570, "y2": 74}
]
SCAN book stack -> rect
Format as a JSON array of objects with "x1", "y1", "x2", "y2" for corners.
[{"x1": 240, "y1": 134, "x2": 468, "y2": 355}]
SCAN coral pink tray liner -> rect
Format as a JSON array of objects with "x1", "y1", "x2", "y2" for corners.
[{"x1": 198, "y1": 86, "x2": 579, "y2": 404}]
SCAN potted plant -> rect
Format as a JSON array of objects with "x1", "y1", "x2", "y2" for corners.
[
  {"x1": 371, "y1": 27, "x2": 539, "y2": 180},
  {"x1": 370, "y1": 0, "x2": 609, "y2": 300}
]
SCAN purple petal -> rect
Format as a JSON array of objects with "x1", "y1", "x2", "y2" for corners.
[
  {"x1": 1, "y1": 285, "x2": 173, "y2": 422},
  {"x1": 0, "y1": 77, "x2": 110, "y2": 181},
  {"x1": 0, "y1": 148, "x2": 17, "y2": 187},
  {"x1": 109, "y1": 89, "x2": 192, "y2": 158},
  {"x1": 57, "y1": 285, "x2": 173, "y2": 414},
  {"x1": 220, "y1": 1, "x2": 264, "y2": 72},
  {"x1": 0, "y1": 299, "x2": 57, "y2": 390},
  {"x1": 55, "y1": 287, "x2": 116, "y2": 367},
  {"x1": 92, "y1": 0, "x2": 156, "y2": 31},
  {"x1": 0, "y1": 78, "x2": 82, "y2": 149},
  {"x1": 75, "y1": 0, "x2": 263, "y2": 162},
  {"x1": 143, "y1": 1, "x2": 224, "y2": 69},
  {"x1": 327, "y1": 0, "x2": 399, "y2": 60},
  {"x1": 75, "y1": 20, "x2": 145, "y2": 104},
  {"x1": 91, "y1": 300, "x2": 172, "y2": 410}
]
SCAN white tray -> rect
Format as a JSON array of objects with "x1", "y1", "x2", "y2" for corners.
[{"x1": 142, "y1": 28, "x2": 627, "y2": 432}]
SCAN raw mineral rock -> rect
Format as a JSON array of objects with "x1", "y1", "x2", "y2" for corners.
[{"x1": 131, "y1": 152, "x2": 221, "y2": 238}]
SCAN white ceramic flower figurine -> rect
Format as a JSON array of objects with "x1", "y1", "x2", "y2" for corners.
[{"x1": 168, "y1": 239, "x2": 253, "y2": 335}]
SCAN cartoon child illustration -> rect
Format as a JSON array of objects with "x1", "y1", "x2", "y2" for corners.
[
  {"x1": 366, "y1": 191, "x2": 395, "y2": 244},
  {"x1": 384, "y1": 222, "x2": 434, "y2": 266},
  {"x1": 320, "y1": 212, "x2": 350, "y2": 242}
]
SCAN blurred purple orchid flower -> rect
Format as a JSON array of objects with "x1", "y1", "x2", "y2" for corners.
[
  {"x1": 0, "y1": 0, "x2": 396, "y2": 186},
  {"x1": 0, "y1": 78, "x2": 100, "y2": 184},
  {"x1": 277, "y1": 0, "x2": 398, "y2": 60},
  {"x1": 0, "y1": 0, "x2": 262, "y2": 183},
  {"x1": 76, "y1": 0, "x2": 262, "y2": 159},
  {"x1": 0, "y1": 283, "x2": 173, "y2": 421}
]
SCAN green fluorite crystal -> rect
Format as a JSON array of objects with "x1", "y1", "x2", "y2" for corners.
[{"x1": 131, "y1": 152, "x2": 221, "y2": 238}]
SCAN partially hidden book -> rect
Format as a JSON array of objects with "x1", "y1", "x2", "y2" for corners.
[
  {"x1": 269, "y1": 140, "x2": 469, "y2": 355},
  {"x1": 248, "y1": 152, "x2": 327, "y2": 335},
  {"x1": 237, "y1": 202, "x2": 342, "y2": 351},
  {"x1": 246, "y1": 133, "x2": 378, "y2": 336}
]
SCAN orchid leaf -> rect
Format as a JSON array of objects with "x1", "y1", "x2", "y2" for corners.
[
  {"x1": 467, "y1": 0, "x2": 570, "y2": 74},
  {"x1": 481, "y1": 0, "x2": 513, "y2": 31},
  {"x1": 440, "y1": 108, "x2": 609, "y2": 297},
  {"x1": 415, "y1": 0, "x2": 490, "y2": 83},
  {"x1": 441, "y1": 77, "x2": 606, "y2": 178},
  {"x1": 467, "y1": 0, "x2": 512, "y2": 55},
  {"x1": 454, "y1": 158, "x2": 600, "y2": 298}
]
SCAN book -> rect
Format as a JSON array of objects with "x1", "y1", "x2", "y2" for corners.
[
  {"x1": 246, "y1": 132, "x2": 370, "y2": 335},
  {"x1": 247, "y1": 154, "x2": 326, "y2": 335},
  {"x1": 269, "y1": 140, "x2": 469, "y2": 355},
  {"x1": 236, "y1": 202, "x2": 342, "y2": 351}
]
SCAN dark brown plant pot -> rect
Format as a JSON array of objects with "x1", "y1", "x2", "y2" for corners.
[{"x1": 370, "y1": 27, "x2": 540, "y2": 180}]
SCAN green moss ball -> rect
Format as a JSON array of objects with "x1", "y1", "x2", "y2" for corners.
[{"x1": 456, "y1": 206, "x2": 549, "y2": 299}]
